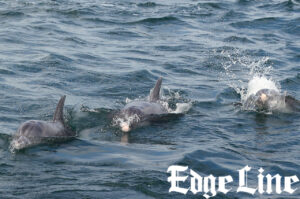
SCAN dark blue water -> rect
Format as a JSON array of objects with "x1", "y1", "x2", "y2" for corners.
[{"x1": 0, "y1": 0, "x2": 300, "y2": 198}]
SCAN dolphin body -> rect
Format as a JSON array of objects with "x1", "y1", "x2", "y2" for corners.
[
  {"x1": 117, "y1": 77, "x2": 167, "y2": 132},
  {"x1": 10, "y1": 96, "x2": 75, "y2": 151},
  {"x1": 244, "y1": 89, "x2": 300, "y2": 112}
]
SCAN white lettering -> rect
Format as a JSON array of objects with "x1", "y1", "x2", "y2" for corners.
[
  {"x1": 167, "y1": 165, "x2": 299, "y2": 197},
  {"x1": 284, "y1": 176, "x2": 299, "y2": 194},
  {"x1": 167, "y1": 165, "x2": 189, "y2": 194},
  {"x1": 219, "y1": 176, "x2": 233, "y2": 194},
  {"x1": 190, "y1": 169, "x2": 202, "y2": 194},
  {"x1": 203, "y1": 175, "x2": 216, "y2": 199},
  {"x1": 266, "y1": 174, "x2": 282, "y2": 194},
  {"x1": 237, "y1": 165, "x2": 256, "y2": 194}
]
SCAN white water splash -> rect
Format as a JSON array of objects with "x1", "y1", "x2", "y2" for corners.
[
  {"x1": 9, "y1": 135, "x2": 41, "y2": 153},
  {"x1": 112, "y1": 113, "x2": 141, "y2": 131},
  {"x1": 10, "y1": 135, "x2": 32, "y2": 152},
  {"x1": 242, "y1": 76, "x2": 286, "y2": 112},
  {"x1": 218, "y1": 48, "x2": 274, "y2": 98},
  {"x1": 244, "y1": 76, "x2": 280, "y2": 101},
  {"x1": 158, "y1": 88, "x2": 192, "y2": 114},
  {"x1": 170, "y1": 103, "x2": 192, "y2": 114},
  {"x1": 125, "y1": 97, "x2": 133, "y2": 104},
  {"x1": 145, "y1": 87, "x2": 192, "y2": 114},
  {"x1": 217, "y1": 48, "x2": 290, "y2": 112}
]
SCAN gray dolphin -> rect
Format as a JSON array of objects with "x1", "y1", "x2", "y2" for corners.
[
  {"x1": 10, "y1": 96, "x2": 75, "y2": 151},
  {"x1": 244, "y1": 89, "x2": 300, "y2": 112},
  {"x1": 116, "y1": 77, "x2": 167, "y2": 132}
]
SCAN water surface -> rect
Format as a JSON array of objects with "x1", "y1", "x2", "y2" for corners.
[{"x1": 0, "y1": 0, "x2": 300, "y2": 198}]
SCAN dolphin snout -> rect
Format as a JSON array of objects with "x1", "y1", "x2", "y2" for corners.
[
  {"x1": 260, "y1": 93, "x2": 268, "y2": 103},
  {"x1": 10, "y1": 136, "x2": 31, "y2": 150},
  {"x1": 121, "y1": 123, "x2": 131, "y2": 132},
  {"x1": 255, "y1": 93, "x2": 270, "y2": 110}
]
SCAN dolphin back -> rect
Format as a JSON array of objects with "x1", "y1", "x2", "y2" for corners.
[
  {"x1": 53, "y1": 95, "x2": 66, "y2": 125},
  {"x1": 285, "y1": 95, "x2": 300, "y2": 111},
  {"x1": 150, "y1": 77, "x2": 162, "y2": 102}
]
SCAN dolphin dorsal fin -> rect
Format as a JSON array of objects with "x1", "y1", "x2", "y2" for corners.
[
  {"x1": 53, "y1": 95, "x2": 66, "y2": 125},
  {"x1": 150, "y1": 77, "x2": 162, "y2": 102}
]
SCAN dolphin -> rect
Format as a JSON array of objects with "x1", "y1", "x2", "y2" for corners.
[
  {"x1": 10, "y1": 96, "x2": 75, "y2": 151},
  {"x1": 244, "y1": 89, "x2": 300, "y2": 112},
  {"x1": 116, "y1": 77, "x2": 168, "y2": 132}
]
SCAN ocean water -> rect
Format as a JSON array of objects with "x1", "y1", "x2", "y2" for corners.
[{"x1": 0, "y1": 0, "x2": 300, "y2": 198}]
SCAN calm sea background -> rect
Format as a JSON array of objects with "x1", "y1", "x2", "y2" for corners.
[{"x1": 0, "y1": 0, "x2": 299, "y2": 198}]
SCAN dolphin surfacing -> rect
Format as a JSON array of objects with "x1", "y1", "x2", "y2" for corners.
[
  {"x1": 10, "y1": 96, "x2": 75, "y2": 151},
  {"x1": 244, "y1": 89, "x2": 300, "y2": 112},
  {"x1": 116, "y1": 77, "x2": 167, "y2": 132}
]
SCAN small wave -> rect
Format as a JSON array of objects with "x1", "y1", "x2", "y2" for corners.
[
  {"x1": 230, "y1": 17, "x2": 280, "y2": 29},
  {"x1": 222, "y1": 10, "x2": 247, "y2": 21},
  {"x1": 52, "y1": 7, "x2": 96, "y2": 18},
  {"x1": 0, "y1": 11, "x2": 24, "y2": 18},
  {"x1": 122, "y1": 70, "x2": 156, "y2": 84},
  {"x1": 82, "y1": 17, "x2": 118, "y2": 25},
  {"x1": 0, "y1": 69, "x2": 15, "y2": 75},
  {"x1": 137, "y1": 2, "x2": 157, "y2": 8},
  {"x1": 237, "y1": 0, "x2": 256, "y2": 5},
  {"x1": 39, "y1": 53, "x2": 74, "y2": 67},
  {"x1": 129, "y1": 16, "x2": 181, "y2": 25},
  {"x1": 258, "y1": 1, "x2": 295, "y2": 11},
  {"x1": 64, "y1": 36, "x2": 87, "y2": 45},
  {"x1": 196, "y1": 2, "x2": 224, "y2": 10},
  {"x1": 223, "y1": 36, "x2": 255, "y2": 44},
  {"x1": 281, "y1": 73, "x2": 300, "y2": 90},
  {"x1": 83, "y1": 15, "x2": 181, "y2": 26},
  {"x1": 107, "y1": 30, "x2": 143, "y2": 39}
]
